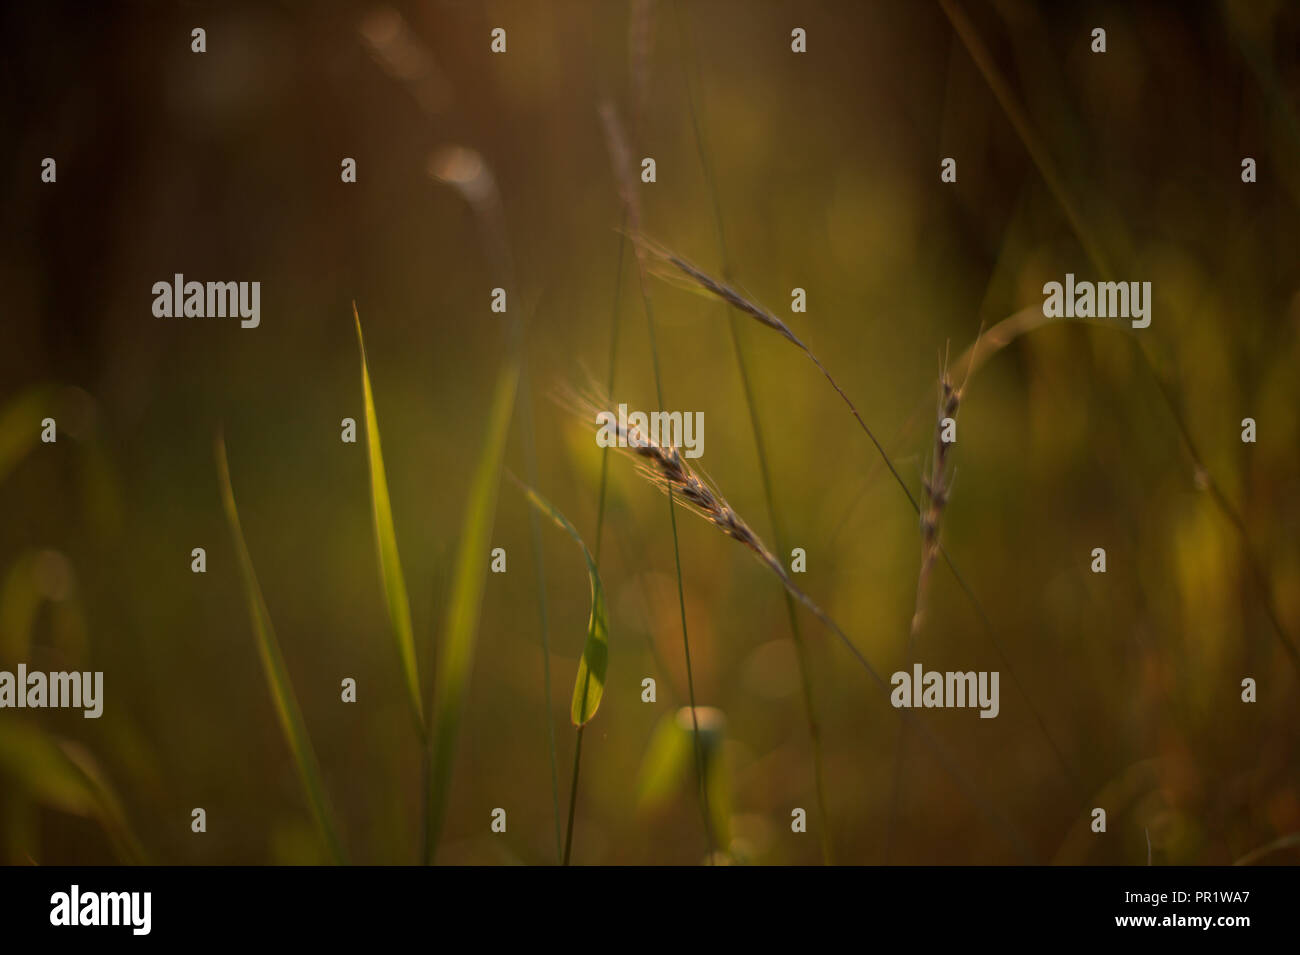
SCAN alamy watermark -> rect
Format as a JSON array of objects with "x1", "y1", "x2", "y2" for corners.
[
  {"x1": 0, "y1": 664, "x2": 103, "y2": 718},
  {"x1": 50, "y1": 885, "x2": 150, "y2": 935},
  {"x1": 152, "y1": 274, "x2": 260, "y2": 328},
  {"x1": 596, "y1": 403, "x2": 704, "y2": 458},
  {"x1": 890, "y1": 663, "x2": 999, "y2": 718},
  {"x1": 1042, "y1": 273, "x2": 1151, "y2": 328}
]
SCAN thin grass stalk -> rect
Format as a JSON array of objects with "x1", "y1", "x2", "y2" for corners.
[
  {"x1": 599, "y1": 99, "x2": 716, "y2": 860},
  {"x1": 563, "y1": 642, "x2": 600, "y2": 866},
  {"x1": 643, "y1": 282, "x2": 716, "y2": 861},
  {"x1": 628, "y1": 0, "x2": 655, "y2": 138},
  {"x1": 562, "y1": 215, "x2": 629, "y2": 866},
  {"x1": 520, "y1": 375, "x2": 562, "y2": 863},
  {"x1": 672, "y1": 0, "x2": 833, "y2": 863},
  {"x1": 637, "y1": 234, "x2": 922, "y2": 512},
  {"x1": 937, "y1": 0, "x2": 1113, "y2": 277},
  {"x1": 740, "y1": 334, "x2": 835, "y2": 863},
  {"x1": 593, "y1": 213, "x2": 627, "y2": 567},
  {"x1": 562, "y1": 722, "x2": 586, "y2": 865},
  {"x1": 509, "y1": 477, "x2": 610, "y2": 864}
]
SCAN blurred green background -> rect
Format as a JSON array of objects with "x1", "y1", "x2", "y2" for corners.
[{"x1": 1, "y1": 0, "x2": 1298, "y2": 865}]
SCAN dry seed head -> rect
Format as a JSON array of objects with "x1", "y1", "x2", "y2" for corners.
[
  {"x1": 573, "y1": 391, "x2": 782, "y2": 574},
  {"x1": 912, "y1": 356, "x2": 960, "y2": 638},
  {"x1": 634, "y1": 235, "x2": 805, "y2": 349}
]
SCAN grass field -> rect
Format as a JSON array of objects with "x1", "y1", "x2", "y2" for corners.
[{"x1": 1, "y1": 0, "x2": 1298, "y2": 866}]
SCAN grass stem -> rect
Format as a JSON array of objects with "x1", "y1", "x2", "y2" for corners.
[
  {"x1": 562, "y1": 725, "x2": 585, "y2": 865},
  {"x1": 673, "y1": 0, "x2": 832, "y2": 862}
]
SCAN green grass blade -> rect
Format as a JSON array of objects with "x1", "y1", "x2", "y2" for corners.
[
  {"x1": 353, "y1": 304, "x2": 423, "y2": 731},
  {"x1": 514, "y1": 481, "x2": 609, "y2": 727},
  {"x1": 569, "y1": 573, "x2": 608, "y2": 726},
  {"x1": 634, "y1": 706, "x2": 730, "y2": 854},
  {"x1": 216, "y1": 434, "x2": 348, "y2": 865},
  {"x1": 635, "y1": 712, "x2": 690, "y2": 810},
  {"x1": 425, "y1": 353, "x2": 520, "y2": 862},
  {"x1": 517, "y1": 368, "x2": 562, "y2": 862}
]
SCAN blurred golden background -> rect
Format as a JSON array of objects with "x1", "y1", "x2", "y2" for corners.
[{"x1": 1, "y1": 0, "x2": 1298, "y2": 865}]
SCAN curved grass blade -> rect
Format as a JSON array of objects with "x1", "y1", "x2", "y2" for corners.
[
  {"x1": 216, "y1": 434, "x2": 348, "y2": 865},
  {"x1": 425, "y1": 353, "x2": 520, "y2": 863},
  {"x1": 634, "y1": 707, "x2": 731, "y2": 854},
  {"x1": 0, "y1": 723, "x2": 146, "y2": 864},
  {"x1": 1235, "y1": 832, "x2": 1300, "y2": 866},
  {"x1": 512, "y1": 479, "x2": 609, "y2": 726},
  {"x1": 636, "y1": 712, "x2": 691, "y2": 810},
  {"x1": 0, "y1": 384, "x2": 56, "y2": 488},
  {"x1": 353, "y1": 304, "x2": 423, "y2": 731}
]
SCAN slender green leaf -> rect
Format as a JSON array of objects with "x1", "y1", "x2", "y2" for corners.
[
  {"x1": 216, "y1": 435, "x2": 347, "y2": 865},
  {"x1": 515, "y1": 482, "x2": 609, "y2": 726},
  {"x1": 353, "y1": 305, "x2": 423, "y2": 729},
  {"x1": 426, "y1": 353, "x2": 520, "y2": 862}
]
